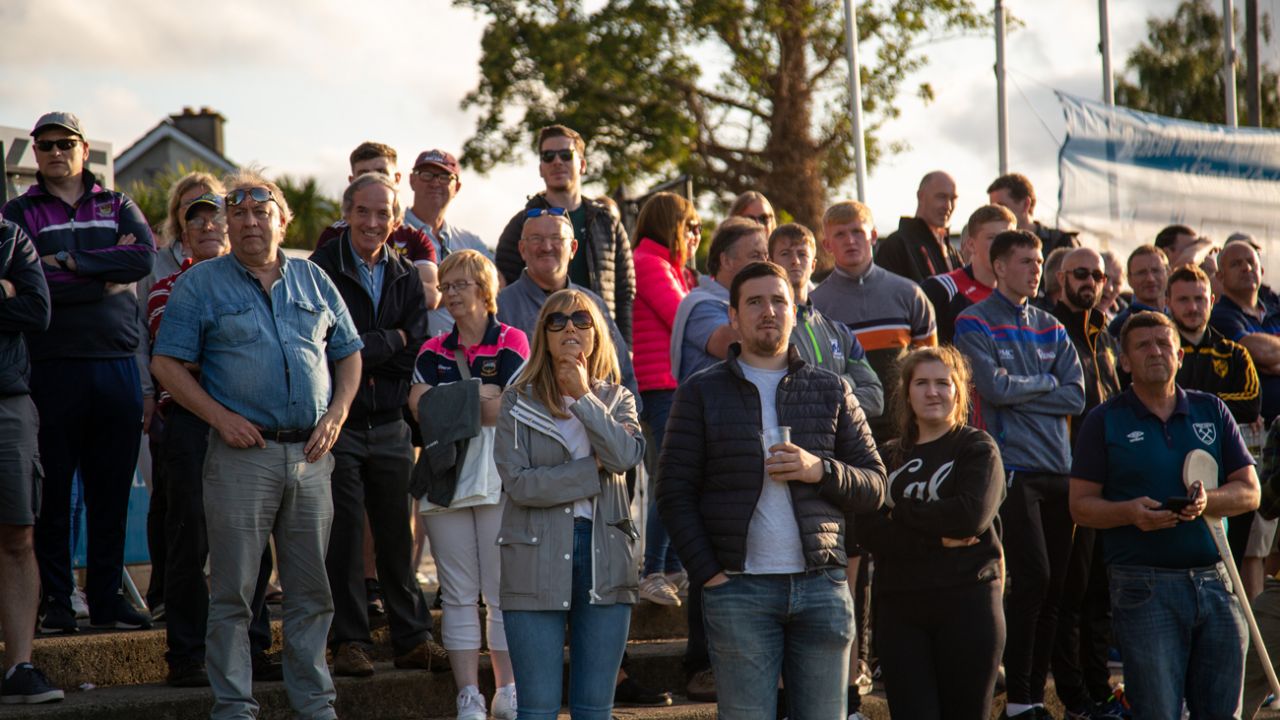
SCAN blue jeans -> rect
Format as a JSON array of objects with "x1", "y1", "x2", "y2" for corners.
[
  {"x1": 702, "y1": 570, "x2": 855, "y2": 720},
  {"x1": 1109, "y1": 563, "x2": 1247, "y2": 720},
  {"x1": 505, "y1": 520, "x2": 631, "y2": 720},
  {"x1": 640, "y1": 390, "x2": 680, "y2": 576}
]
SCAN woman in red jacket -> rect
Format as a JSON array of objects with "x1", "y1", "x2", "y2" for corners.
[{"x1": 632, "y1": 192, "x2": 701, "y2": 606}]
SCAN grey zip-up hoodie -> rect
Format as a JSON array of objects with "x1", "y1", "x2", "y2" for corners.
[
  {"x1": 494, "y1": 383, "x2": 646, "y2": 610},
  {"x1": 954, "y1": 290, "x2": 1085, "y2": 475}
]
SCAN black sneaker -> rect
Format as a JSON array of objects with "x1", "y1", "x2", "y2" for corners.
[
  {"x1": 90, "y1": 596, "x2": 152, "y2": 630},
  {"x1": 614, "y1": 676, "x2": 672, "y2": 706},
  {"x1": 1, "y1": 663, "x2": 64, "y2": 704},
  {"x1": 166, "y1": 658, "x2": 210, "y2": 688},
  {"x1": 38, "y1": 602, "x2": 79, "y2": 635},
  {"x1": 252, "y1": 651, "x2": 283, "y2": 682}
]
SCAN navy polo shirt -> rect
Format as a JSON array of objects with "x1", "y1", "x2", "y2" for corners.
[
  {"x1": 1071, "y1": 387, "x2": 1253, "y2": 569},
  {"x1": 1210, "y1": 291, "x2": 1280, "y2": 421}
]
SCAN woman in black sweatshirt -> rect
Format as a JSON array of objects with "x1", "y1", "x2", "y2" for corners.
[{"x1": 857, "y1": 345, "x2": 1006, "y2": 719}]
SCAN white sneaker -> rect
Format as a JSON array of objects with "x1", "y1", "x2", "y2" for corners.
[
  {"x1": 491, "y1": 683, "x2": 517, "y2": 720},
  {"x1": 849, "y1": 713, "x2": 867, "y2": 720},
  {"x1": 665, "y1": 570, "x2": 690, "y2": 597},
  {"x1": 456, "y1": 685, "x2": 487, "y2": 720},
  {"x1": 71, "y1": 588, "x2": 89, "y2": 620},
  {"x1": 639, "y1": 573, "x2": 681, "y2": 606}
]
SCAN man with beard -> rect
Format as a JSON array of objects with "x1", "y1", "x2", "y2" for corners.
[
  {"x1": 1047, "y1": 248, "x2": 1124, "y2": 719},
  {"x1": 659, "y1": 261, "x2": 885, "y2": 720},
  {"x1": 874, "y1": 171, "x2": 962, "y2": 284}
]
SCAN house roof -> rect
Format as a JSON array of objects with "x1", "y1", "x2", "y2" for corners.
[{"x1": 114, "y1": 119, "x2": 236, "y2": 175}]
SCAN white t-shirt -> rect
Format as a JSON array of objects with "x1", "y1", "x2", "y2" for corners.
[
  {"x1": 553, "y1": 396, "x2": 595, "y2": 519},
  {"x1": 739, "y1": 363, "x2": 806, "y2": 574}
]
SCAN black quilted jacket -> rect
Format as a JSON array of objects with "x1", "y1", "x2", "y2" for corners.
[{"x1": 657, "y1": 344, "x2": 886, "y2": 588}]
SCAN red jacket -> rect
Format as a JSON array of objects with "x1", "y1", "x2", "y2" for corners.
[{"x1": 632, "y1": 237, "x2": 690, "y2": 392}]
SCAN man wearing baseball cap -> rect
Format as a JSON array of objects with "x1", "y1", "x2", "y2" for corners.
[
  {"x1": 403, "y1": 149, "x2": 491, "y2": 262},
  {"x1": 1, "y1": 112, "x2": 156, "y2": 634}
]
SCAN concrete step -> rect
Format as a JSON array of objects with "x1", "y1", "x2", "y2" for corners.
[{"x1": 13, "y1": 602, "x2": 686, "y2": 691}]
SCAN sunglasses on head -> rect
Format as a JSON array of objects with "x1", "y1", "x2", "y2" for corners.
[
  {"x1": 545, "y1": 310, "x2": 594, "y2": 332},
  {"x1": 1069, "y1": 268, "x2": 1107, "y2": 283},
  {"x1": 540, "y1": 149, "x2": 575, "y2": 163},
  {"x1": 34, "y1": 138, "x2": 79, "y2": 152},
  {"x1": 526, "y1": 207, "x2": 569, "y2": 219},
  {"x1": 224, "y1": 187, "x2": 277, "y2": 207}
]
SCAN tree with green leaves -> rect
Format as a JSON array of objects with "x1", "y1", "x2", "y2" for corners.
[
  {"x1": 456, "y1": 0, "x2": 986, "y2": 232},
  {"x1": 1116, "y1": 0, "x2": 1279, "y2": 127},
  {"x1": 276, "y1": 175, "x2": 341, "y2": 250}
]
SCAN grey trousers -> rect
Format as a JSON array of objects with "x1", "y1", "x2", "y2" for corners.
[{"x1": 203, "y1": 435, "x2": 337, "y2": 720}]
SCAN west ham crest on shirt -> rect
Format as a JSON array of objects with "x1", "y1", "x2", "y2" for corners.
[{"x1": 1193, "y1": 422, "x2": 1217, "y2": 445}]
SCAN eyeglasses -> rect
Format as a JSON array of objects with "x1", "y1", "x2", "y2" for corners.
[
  {"x1": 539, "y1": 149, "x2": 575, "y2": 163},
  {"x1": 185, "y1": 213, "x2": 225, "y2": 230},
  {"x1": 437, "y1": 280, "x2": 476, "y2": 294},
  {"x1": 414, "y1": 170, "x2": 457, "y2": 185},
  {"x1": 1069, "y1": 268, "x2": 1107, "y2": 283},
  {"x1": 545, "y1": 310, "x2": 594, "y2": 332},
  {"x1": 744, "y1": 214, "x2": 774, "y2": 226},
  {"x1": 525, "y1": 207, "x2": 569, "y2": 219},
  {"x1": 34, "y1": 138, "x2": 79, "y2": 152},
  {"x1": 224, "y1": 187, "x2": 278, "y2": 208}
]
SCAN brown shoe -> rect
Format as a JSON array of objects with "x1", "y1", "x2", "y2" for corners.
[
  {"x1": 393, "y1": 639, "x2": 451, "y2": 673},
  {"x1": 332, "y1": 642, "x2": 374, "y2": 677},
  {"x1": 685, "y1": 668, "x2": 717, "y2": 702}
]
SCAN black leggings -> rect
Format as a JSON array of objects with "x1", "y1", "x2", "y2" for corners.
[
  {"x1": 876, "y1": 580, "x2": 1005, "y2": 719},
  {"x1": 1001, "y1": 472, "x2": 1073, "y2": 704}
]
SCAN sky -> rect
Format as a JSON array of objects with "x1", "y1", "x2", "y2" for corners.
[{"x1": 3, "y1": 0, "x2": 1277, "y2": 248}]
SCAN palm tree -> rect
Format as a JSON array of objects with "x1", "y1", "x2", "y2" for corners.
[{"x1": 276, "y1": 175, "x2": 340, "y2": 250}]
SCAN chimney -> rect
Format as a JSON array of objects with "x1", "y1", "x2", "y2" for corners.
[{"x1": 169, "y1": 106, "x2": 226, "y2": 157}]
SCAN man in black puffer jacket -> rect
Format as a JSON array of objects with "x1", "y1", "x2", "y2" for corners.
[{"x1": 658, "y1": 261, "x2": 885, "y2": 720}]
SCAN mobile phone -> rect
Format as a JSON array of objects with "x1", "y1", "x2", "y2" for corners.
[{"x1": 1159, "y1": 496, "x2": 1193, "y2": 513}]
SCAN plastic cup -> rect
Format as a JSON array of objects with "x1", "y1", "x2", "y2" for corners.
[{"x1": 760, "y1": 426, "x2": 791, "y2": 457}]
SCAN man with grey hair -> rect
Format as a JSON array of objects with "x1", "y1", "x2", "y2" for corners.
[
  {"x1": 309, "y1": 173, "x2": 445, "y2": 678},
  {"x1": 152, "y1": 171, "x2": 362, "y2": 720},
  {"x1": 874, "y1": 170, "x2": 961, "y2": 284}
]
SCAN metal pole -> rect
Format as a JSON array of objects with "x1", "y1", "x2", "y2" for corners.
[
  {"x1": 995, "y1": 0, "x2": 1009, "y2": 175},
  {"x1": 1246, "y1": 0, "x2": 1261, "y2": 126},
  {"x1": 1099, "y1": 0, "x2": 1114, "y2": 106},
  {"x1": 843, "y1": 0, "x2": 867, "y2": 203},
  {"x1": 1223, "y1": 0, "x2": 1238, "y2": 127}
]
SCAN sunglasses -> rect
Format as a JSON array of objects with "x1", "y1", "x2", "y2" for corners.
[
  {"x1": 525, "y1": 207, "x2": 568, "y2": 219},
  {"x1": 34, "y1": 138, "x2": 79, "y2": 152},
  {"x1": 744, "y1": 213, "x2": 774, "y2": 226},
  {"x1": 545, "y1": 310, "x2": 594, "y2": 332},
  {"x1": 687, "y1": 221, "x2": 702, "y2": 236},
  {"x1": 539, "y1": 149, "x2": 575, "y2": 163},
  {"x1": 224, "y1": 187, "x2": 278, "y2": 207},
  {"x1": 1069, "y1": 268, "x2": 1107, "y2": 283}
]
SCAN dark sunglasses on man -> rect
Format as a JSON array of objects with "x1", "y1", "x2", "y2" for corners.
[
  {"x1": 539, "y1": 149, "x2": 575, "y2": 164},
  {"x1": 545, "y1": 310, "x2": 594, "y2": 332},
  {"x1": 526, "y1": 208, "x2": 569, "y2": 219},
  {"x1": 34, "y1": 138, "x2": 79, "y2": 152},
  {"x1": 225, "y1": 187, "x2": 278, "y2": 208},
  {"x1": 1069, "y1": 268, "x2": 1107, "y2": 283}
]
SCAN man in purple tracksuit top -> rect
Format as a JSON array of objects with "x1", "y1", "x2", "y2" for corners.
[{"x1": 1, "y1": 112, "x2": 156, "y2": 633}]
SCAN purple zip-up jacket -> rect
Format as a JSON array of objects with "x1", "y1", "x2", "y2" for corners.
[{"x1": 2, "y1": 171, "x2": 155, "y2": 360}]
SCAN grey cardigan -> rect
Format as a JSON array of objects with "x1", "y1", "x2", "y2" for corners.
[{"x1": 494, "y1": 382, "x2": 646, "y2": 610}]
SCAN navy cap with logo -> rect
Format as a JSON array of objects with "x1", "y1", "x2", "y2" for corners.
[
  {"x1": 183, "y1": 192, "x2": 225, "y2": 221},
  {"x1": 413, "y1": 149, "x2": 461, "y2": 176},
  {"x1": 31, "y1": 111, "x2": 85, "y2": 139}
]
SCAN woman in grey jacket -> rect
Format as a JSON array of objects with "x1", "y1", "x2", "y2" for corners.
[{"x1": 494, "y1": 289, "x2": 646, "y2": 720}]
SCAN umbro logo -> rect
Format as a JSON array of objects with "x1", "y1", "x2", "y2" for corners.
[{"x1": 1127, "y1": 431, "x2": 1144, "y2": 443}]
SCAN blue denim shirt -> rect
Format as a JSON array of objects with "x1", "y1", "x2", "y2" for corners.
[{"x1": 152, "y1": 252, "x2": 363, "y2": 430}]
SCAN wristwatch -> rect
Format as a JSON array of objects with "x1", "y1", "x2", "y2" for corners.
[{"x1": 54, "y1": 251, "x2": 71, "y2": 270}]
